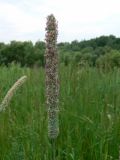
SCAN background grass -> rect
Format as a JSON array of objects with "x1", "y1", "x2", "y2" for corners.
[{"x1": 0, "y1": 64, "x2": 120, "y2": 160}]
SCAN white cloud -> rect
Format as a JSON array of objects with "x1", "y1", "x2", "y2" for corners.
[{"x1": 0, "y1": 0, "x2": 120, "y2": 42}]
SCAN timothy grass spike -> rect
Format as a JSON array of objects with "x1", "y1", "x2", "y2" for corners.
[
  {"x1": 45, "y1": 14, "x2": 59, "y2": 139},
  {"x1": 0, "y1": 75, "x2": 27, "y2": 112}
]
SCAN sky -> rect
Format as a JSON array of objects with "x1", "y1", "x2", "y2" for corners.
[{"x1": 0, "y1": 0, "x2": 120, "y2": 43}]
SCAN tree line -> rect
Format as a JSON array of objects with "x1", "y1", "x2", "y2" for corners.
[{"x1": 0, "y1": 35, "x2": 120, "y2": 68}]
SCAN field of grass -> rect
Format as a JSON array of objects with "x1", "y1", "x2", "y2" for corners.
[{"x1": 0, "y1": 64, "x2": 120, "y2": 160}]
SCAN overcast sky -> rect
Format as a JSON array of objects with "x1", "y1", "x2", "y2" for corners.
[{"x1": 0, "y1": 0, "x2": 120, "y2": 43}]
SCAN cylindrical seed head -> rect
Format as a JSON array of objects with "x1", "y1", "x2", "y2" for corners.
[{"x1": 45, "y1": 14, "x2": 59, "y2": 139}]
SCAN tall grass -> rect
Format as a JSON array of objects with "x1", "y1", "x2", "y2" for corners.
[{"x1": 0, "y1": 64, "x2": 120, "y2": 160}]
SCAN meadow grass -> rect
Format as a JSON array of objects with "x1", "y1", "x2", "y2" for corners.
[{"x1": 0, "y1": 64, "x2": 120, "y2": 160}]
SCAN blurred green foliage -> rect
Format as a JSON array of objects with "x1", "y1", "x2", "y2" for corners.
[{"x1": 1, "y1": 35, "x2": 120, "y2": 69}]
